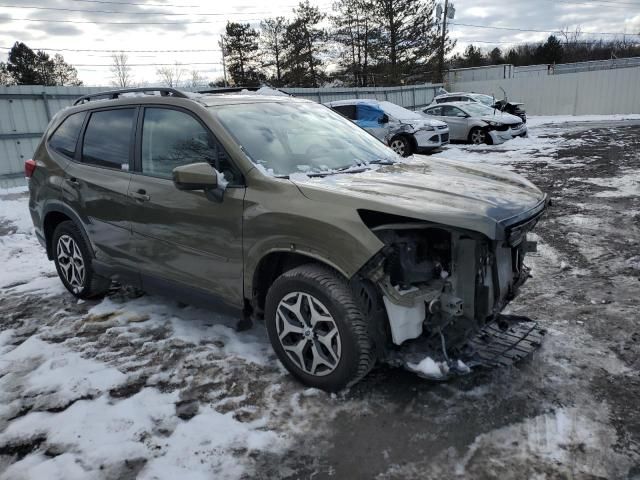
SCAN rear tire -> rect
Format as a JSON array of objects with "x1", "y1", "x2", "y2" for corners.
[
  {"x1": 52, "y1": 221, "x2": 111, "y2": 299},
  {"x1": 389, "y1": 136, "x2": 411, "y2": 157},
  {"x1": 265, "y1": 264, "x2": 376, "y2": 391}
]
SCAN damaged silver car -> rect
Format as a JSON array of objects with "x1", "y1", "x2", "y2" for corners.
[{"x1": 325, "y1": 99, "x2": 450, "y2": 156}]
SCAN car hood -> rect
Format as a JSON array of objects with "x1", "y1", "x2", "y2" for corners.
[
  {"x1": 478, "y1": 111, "x2": 523, "y2": 124},
  {"x1": 290, "y1": 156, "x2": 546, "y2": 240}
]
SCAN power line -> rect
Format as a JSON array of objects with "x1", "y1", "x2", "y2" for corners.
[
  {"x1": 0, "y1": 4, "x2": 288, "y2": 17},
  {"x1": 73, "y1": 62, "x2": 223, "y2": 66},
  {"x1": 0, "y1": 46, "x2": 221, "y2": 52},
  {"x1": 0, "y1": 16, "x2": 262, "y2": 24},
  {"x1": 449, "y1": 22, "x2": 640, "y2": 36}
]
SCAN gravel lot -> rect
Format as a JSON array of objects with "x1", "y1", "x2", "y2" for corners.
[{"x1": 0, "y1": 118, "x2": 639, "y2": 479}]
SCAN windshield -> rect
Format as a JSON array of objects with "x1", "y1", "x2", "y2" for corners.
[
  {"x1": 213, "y1": 102, "x2": 398, "y2": 176},
  {"x1": 461, "y1": 103, "x2": 498, "y2": 116},
  {"x1": 379, "y1": 101, "x2": 423, "y2": 121},
  {"x1": 469, "y1": 94, "x2": 495, "y2": 106}
]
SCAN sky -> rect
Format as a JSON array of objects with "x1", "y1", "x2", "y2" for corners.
[{"x1": 0, "y1": 0, "x2": 639, "y2": 86}]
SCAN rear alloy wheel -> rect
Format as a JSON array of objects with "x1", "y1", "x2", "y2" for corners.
[
  {"x1": 265, "y1": 264, "x2": 376, "y2": 391},
  {"x1": 52, "y1": 221, "x2": 111, "y2": 299},
  {"x1": 469, "y1": 127, "x2": 488, "y2": 145},
  {"x1": 389, "y1": 136, "x2": 411, "y2": 156}
]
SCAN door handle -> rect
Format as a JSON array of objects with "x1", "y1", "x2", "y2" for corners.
[{"x1": 131, "y1": 189, "x2": 150, "y2": 202}]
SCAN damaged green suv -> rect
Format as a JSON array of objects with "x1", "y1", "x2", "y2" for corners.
[{"x1": 28, "y1": 88, "x2": 547, "y2": 391}]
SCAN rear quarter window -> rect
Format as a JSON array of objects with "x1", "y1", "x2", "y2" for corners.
[
  {"x1": 48, "y1": 112, "x2": 86, "y2": 158},
  {"x1": 81, "y1": 108, "x2": 135, "y2": 170}
]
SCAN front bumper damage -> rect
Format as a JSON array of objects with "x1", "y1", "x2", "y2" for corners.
[
  {"x1": 397, "y1": 314, "x2": 547, "y2": 380},
  {"x1": 362, "y1": 200, "x2": 547, "y2": 381}
]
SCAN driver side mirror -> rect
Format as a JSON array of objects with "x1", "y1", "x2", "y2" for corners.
[
  {"x1": 379, "y1": 113, "x2": 389, "y2": 124},
  {"x1": 173, "y1": 162, "x2": 218, "y2": 191}
]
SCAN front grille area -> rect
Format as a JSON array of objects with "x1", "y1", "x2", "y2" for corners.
[
  {"x1": 441, "y1": 133, "x2": 449, "y2": 143},
  {"x1": 511, "y1": 122, "x2": 524, "y2": 130}
]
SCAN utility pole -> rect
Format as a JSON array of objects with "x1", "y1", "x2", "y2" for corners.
[
  {"x1": 220, "y1": 35, "x2": 228, "y2": 87},
  {"x1": 437, "y1": 0, "x2": 449, "y2": 84}
]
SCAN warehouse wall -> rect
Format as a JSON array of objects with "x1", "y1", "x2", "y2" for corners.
[{"x1": 451, "y1": 66, "x2": 640, "y2": 116}]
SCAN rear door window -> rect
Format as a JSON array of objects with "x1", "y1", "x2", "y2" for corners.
[
  {"x1": 332, "y1": 104, "x2": 357, "y2": 120},
  {"x1": 425, "y1": 106, "x2": 443, "y2": 116},
  {"x1": 82, "y1": 108, "x2": 135, "y2": 170},
  {"x1": 48, "y1": 112, "x2": 86, "y2": 158},
  {"x1": 140, "y1": 107, "x2": 241, "y2": 185}
]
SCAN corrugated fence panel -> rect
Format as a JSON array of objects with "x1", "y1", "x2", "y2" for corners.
[
  {"x1": 452, "y1": 67, "x2": 640, "y2": 116},
  {"x1": 0, "y1": 86, "x2": 104, "y2": 176}
]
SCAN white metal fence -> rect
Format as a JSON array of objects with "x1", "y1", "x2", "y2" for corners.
[
  {"x1": 282, "y1": 83, "x2": 443, "y2": 109},
  {"x1": 0, "y1": 83, "x2": 443, "y2": 177},
  {"x1": 0, "y1": 85, "x2": 104, "y2": 177},
  {"x1": 451, "y1": 66, "x2": 640, "y2": 116},
  {"x1": 447, "y1": 56, "x2": 640, "y2": 83}
]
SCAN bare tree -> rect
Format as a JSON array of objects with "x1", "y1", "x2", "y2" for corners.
[
  {"x1": 111, "y1": 52, "x2": 132, "y2": 88},
  {"x1": 188, "y1": 70, "x2": 204, "y2": 89},
  {"x1": 156, "y1": 61, "x2": 186, "y2": 87}
]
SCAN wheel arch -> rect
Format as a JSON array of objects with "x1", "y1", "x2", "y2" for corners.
[
  {"x1": 42, "y1": 203, "x2": 94, "y2": 260},
  {"x1": 248, "y1": 250, "x2": 351, "y2": 317}
]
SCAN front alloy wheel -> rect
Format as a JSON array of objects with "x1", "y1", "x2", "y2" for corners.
[
  {"x1": 469, "y1": 128, "x2": 488, "y2": 145},
  {"x1": 276, "y1": 291, "x2": 342, "y2": 376},
  {"x1": 389, "y1": 136, "x2": 410, "y2": 156},
  {"x1": 265, "y1": 264, "x2": 376, "y2": 391}
]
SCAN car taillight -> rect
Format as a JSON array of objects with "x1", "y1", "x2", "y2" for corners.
[{"x1": 25, "y1": 159, "x2": 36, "y2": 178}]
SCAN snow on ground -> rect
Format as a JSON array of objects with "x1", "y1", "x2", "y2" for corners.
[{"x1": 526, "y1": 113, "x2": 640, "y2": 127}]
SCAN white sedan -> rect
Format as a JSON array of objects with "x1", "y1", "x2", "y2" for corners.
[{"x1": 421, "y1": 101, "x2": 527, "y2": 145}]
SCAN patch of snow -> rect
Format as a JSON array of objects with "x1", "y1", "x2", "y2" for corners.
[
  {"x1": 406, "y1": 356, "x2": 448, "y2": 379},
  {"x1": 527, "y1": 114, "x2": 640, "y2": 127},
  {"x1": 455, "y1": 407, "x2": 632, "y2": 478},
  {"x1": 254, "y1": 163, "x2": 276, "y2": 177},
  {"x1": 582, "y1": 172, "x2": 639, "y2": 197},
  {"x1": 217, "y1": 171, "x2": 229, "y2": 189}
]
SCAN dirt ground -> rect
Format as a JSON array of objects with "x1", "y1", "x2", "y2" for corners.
[{"x1": 0, "y1": 120, "x2": 639, "y2": 479}]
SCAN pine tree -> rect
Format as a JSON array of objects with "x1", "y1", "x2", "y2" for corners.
[
  {"x1": 373, "y1": 0, "x2": 438, "y2": 83},
  {"x1": 282, "y1": 1, "x2": 326, "y2": 87},
  {"x1": 331, "y1": 0, "x2": 381, "y2": 86},
  {"x1": 6, "y1": 42, "x2": 82, "y2": 86},
  {"x1": 260, "y1": 17, "x2": 288, "y2": 86},
  {"x1": 223, "y1": 22, "x2": 263, "y2": 86}
]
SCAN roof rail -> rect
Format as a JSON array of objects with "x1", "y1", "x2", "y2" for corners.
[
  {"x1": 196, "y1": 87, "x2": 260, "y2": 94},
  {"x1": 73, "y1": 87, "x2": 188, "y2": 105}
]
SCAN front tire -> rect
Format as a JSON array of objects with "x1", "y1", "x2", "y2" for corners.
[
  {"x1": 469, "y1": 127, "x2": 490, "y2": 145},
  {"x1": 389, "y1": 136, "x2": 411, "y2": 157},
  {"x1": 265, "y1": 264, "x2": 376, "y2": 391},
  {"x1": 52, "y1": 221, "x2": 110, "y2": 299}
]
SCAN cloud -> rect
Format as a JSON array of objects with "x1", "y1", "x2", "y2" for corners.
[{"x1": 31, "y1": 22, "x2": 83, "y2": 36}]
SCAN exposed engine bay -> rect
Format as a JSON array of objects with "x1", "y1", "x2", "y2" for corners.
[{"x1": 361, "y1": 216, "x2": 546, "y2": 379}]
